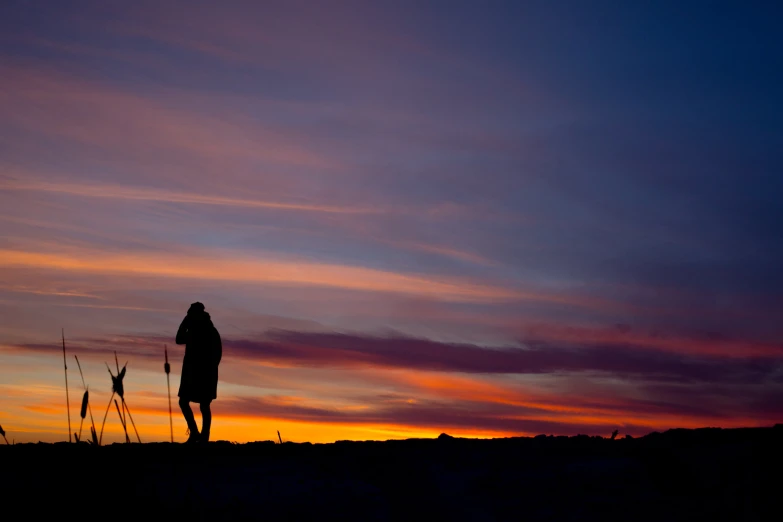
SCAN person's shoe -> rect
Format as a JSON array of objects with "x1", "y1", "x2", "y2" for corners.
[{"x1": 185, "y1": 428, "x2": 200, "y2": 444}]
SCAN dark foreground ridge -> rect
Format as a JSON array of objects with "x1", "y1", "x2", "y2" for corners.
[{"x1": 5, "y1": 425, "x2": 782, "y2": 521}]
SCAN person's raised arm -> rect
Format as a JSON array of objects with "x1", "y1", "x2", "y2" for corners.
[{"x1": 176, "y1": 316, "x2": 189, "y2": 345}]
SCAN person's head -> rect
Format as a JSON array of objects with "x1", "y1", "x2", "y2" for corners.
[{"x1": 187, "y1": 302, "x2": 206, "y2": 315}]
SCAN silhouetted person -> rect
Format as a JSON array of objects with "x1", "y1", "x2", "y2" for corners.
[{"x1": 176, "y1": 302, "x2": 222, "y2": 443}]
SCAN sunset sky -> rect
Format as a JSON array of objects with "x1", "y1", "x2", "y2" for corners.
[{"x1": 1, "y1": 0, "x2": 781, "y2": 444}]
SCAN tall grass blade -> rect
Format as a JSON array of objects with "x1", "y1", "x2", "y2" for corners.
[
  {"x1": 121, "y1": 399, "x2": 142, "y2": 443},
  {"x1": 98, "y1": 391, "x2": 115, "y2": 445},
  {"x1": 115, "y1": 399, "x2": 130, "y2": 443},
  {"x1": 62, "y1": 329, "x2": 72, "y2": 442}
]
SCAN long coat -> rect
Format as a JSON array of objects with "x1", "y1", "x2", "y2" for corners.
[{"x1": 176, "y1": 311, "x2": 222, "y2": 403}]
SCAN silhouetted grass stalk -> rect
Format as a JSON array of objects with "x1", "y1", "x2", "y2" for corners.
[
  {"x1": 97, "y1": 351, "x2": 142, "y2": 444},
  {"x1": 121, "y1": 399, "x2": 141, "y2": 443},
  {"x1": 99, "y1": 352, "x2": 123, "y2": 444},
  {"x1": 98, "y1": 390, "x2": 115, "y2": 445},
  {"x1": 74, "y1": 355, "x2": 98, "y2": 445},
  {"x1": 115, "y1": 399, "x2": 130, "y2": 443},
  {"x1": 62, "y1": 329, "x2": 72, "y2": 442},
  {"x1": 114, "y1": 352, "x2": 127, "y2": 429},
  {"x1": 0, "y1": 425, "x2": 8, "y2": 445},
  {"x1": 165, "y1": 345, "x2": 173, "y2": 443}
]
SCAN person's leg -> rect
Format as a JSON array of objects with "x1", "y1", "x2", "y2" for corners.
[
  {"x1": 179, "y1": 398, "x2": 199, "y2": 441},
  {"x1": 199, "y1": 401, "x2": 212, "y2": 442}
]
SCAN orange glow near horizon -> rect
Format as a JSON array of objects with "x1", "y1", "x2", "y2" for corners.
[
  {"x1": 5, "y1": 390, "x2": 769, "y2": 445},
  {"x1": 3, "y1": 394, "x2": 521, "y2": 444},
  {"x1": 1, "y1": 357, "x2": 775, "y2": 446}
]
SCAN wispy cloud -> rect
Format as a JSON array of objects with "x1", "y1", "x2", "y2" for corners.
[
  {"x1": 385, "y1": 239, "x2": 498, "y2": 267},
  {"x1": 0, "y1": 246, "x2": 528, "y2": 303},
  {"x1": 0, "y1": 64, "x2": 338, "y2": 174},
  {"x1": 0, "y1": 178, "x2": 380, "y2": 215}
]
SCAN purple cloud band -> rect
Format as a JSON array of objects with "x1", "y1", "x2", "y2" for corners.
[{"x1": 226, "y1": 330, "x2": 782, "y2": 385}]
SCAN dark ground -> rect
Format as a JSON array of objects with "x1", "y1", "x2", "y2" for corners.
[{"x1": 4, "y1": 425, "x2": 782, "y2": 521}]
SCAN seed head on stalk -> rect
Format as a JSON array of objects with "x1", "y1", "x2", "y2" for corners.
[
  {"x1": 75, "y1": 389, "x2": 89, "y2": 443},
  {"x1": 81, "y1": 390, "x2": 89, "y2": 419},
  {"x1": 0, "y1": 425, "x2": 9, "y2": 445},
  {"x1": 108, "y1": 362, "x2": 127, "y2": 399}
]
